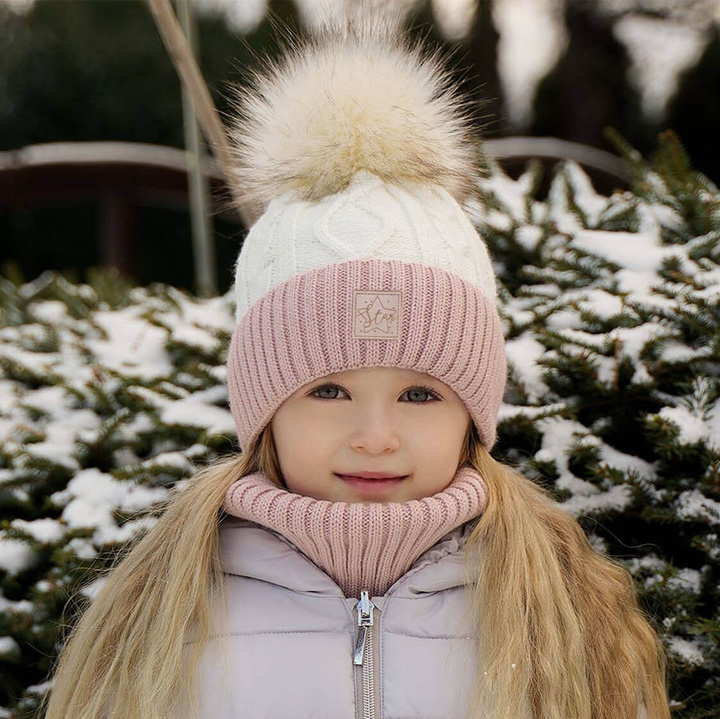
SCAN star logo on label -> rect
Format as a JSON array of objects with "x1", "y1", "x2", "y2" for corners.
[{"x1": 353, "y1": 291, "x2": 401, "y2": 339}]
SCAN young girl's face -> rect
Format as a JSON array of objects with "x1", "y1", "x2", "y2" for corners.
[{"x1": 269, "y1": 367, "x2": 471, "y2": 503}]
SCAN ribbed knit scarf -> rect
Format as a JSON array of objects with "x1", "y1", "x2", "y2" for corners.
[{"x1": 222, "y1": 466, "x2": 487, "y2": 598}]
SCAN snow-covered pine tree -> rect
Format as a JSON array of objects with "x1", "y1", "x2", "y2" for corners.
[
  {"x1": 472, "y1": 130, "x2": 719, "y2": 716},
  {"x1": 0, "y1": 272, "x2": 236, "y2": 717},
  {"x1": 0, "y1": 132, "x2": 717, "y2": 717}
]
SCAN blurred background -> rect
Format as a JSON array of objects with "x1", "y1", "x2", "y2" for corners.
[
  {"x1": 1, "y1": 0, "x2": 719, "y2": 295},
  {"x1": 2, "y1": 4, "x2": 720, "y2": 714}
]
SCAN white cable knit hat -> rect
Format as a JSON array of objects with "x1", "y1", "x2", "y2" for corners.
[
  {"x1": 233, "y1": 170, "x2": 498, "y2": 321},
  {"x1": 225, "y1": 15, "x2": 507, "y2": 452}
]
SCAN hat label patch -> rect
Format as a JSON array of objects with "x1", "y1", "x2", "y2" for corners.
[{"x1": 353, "y1": 291, "x2": 401, "y2": 339}]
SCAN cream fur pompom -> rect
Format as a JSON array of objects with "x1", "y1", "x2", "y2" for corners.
[{"x1": 227, "y1": 13, "x2": 481, "y2": 220}]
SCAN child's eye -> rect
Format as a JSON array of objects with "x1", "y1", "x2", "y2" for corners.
[
  {"x1": 307, "y1": 383, "x2": 441, "y2": 402},
  {"x1": 308, "y1": 383, "x2": 348, "y2": 400},
  {"x1": 401, "y1": 386, "x2": 441, "y2": 403}
]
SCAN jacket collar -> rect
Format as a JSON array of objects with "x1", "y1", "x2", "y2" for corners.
[{"x1": 219, "y1": 515, "x2": 477, "y2": 600}]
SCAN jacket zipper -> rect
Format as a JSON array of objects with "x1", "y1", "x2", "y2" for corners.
[{"x1": 353, "y1": 590, "x2": 377, "y2": 719}]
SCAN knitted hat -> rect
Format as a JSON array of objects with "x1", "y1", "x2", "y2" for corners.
[{"x1": 225, "y1": 16, "x2": 506, "y2": 453}]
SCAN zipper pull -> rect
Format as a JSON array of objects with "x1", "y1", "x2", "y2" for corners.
[{"x1": 353, "y1": 590, "x2": 375, "y2": 666}]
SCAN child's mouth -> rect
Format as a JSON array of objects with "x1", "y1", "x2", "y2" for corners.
[{"x1": 335, "y1": 474, "x2": 408, "y2": 495}]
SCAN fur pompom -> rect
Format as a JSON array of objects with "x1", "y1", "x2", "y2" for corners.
[{"x1": 227, "y1": 13, "x2": 481, "y2": 219}]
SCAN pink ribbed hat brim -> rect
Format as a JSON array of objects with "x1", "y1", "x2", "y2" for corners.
[{"x1": 227, "y1": 259, "x2": 506, "y2": 450}]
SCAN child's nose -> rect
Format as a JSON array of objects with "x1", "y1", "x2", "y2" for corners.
[{"x1": 349, "y1": 415, "x2": 401, "y2": 455}]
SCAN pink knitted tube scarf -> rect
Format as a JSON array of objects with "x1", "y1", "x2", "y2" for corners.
[{"x1": 223, "y1": 466, "x2": 488, "y2": 598}]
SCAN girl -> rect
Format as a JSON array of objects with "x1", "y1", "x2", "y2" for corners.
[{"x1": 42, "y1": 15, "x2": 671, "y2": 719}]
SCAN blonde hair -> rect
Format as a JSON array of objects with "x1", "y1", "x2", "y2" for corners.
[
  {"x1": 41, "y1": 425, "x2": 670, "y2": 719},
  {"x1": 40, "y1": 429, "x2": 281, "y2": 719},
  {"x1": 460, "y1": 427, "x2": 670, "y2": 719}
]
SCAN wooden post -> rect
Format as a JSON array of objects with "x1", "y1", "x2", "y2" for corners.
[
  {"x1": 177, "y1": 0, "x2": 217, "y2": 297},
  {"x1": 100, "y1": 191, "x2": 138, "y2": 279},
  {"x1": 146, "y1": 0, "x2": 254, "y2": 227}
]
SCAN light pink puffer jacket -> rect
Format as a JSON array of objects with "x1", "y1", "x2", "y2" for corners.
[
  {"x1": 183, "y1": 516, "x2": 650, "y2": 719},
  {"x1": 183, "y1": 515, "x2": 480, "y2": 719}
]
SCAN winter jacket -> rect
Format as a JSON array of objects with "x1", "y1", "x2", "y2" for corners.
[
  {"x1": 182, "y1": 516, "x2": 650, "y2": 719},
  {"x1": 183, "y1": 514, "x2": 480, "y2": 719}
]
